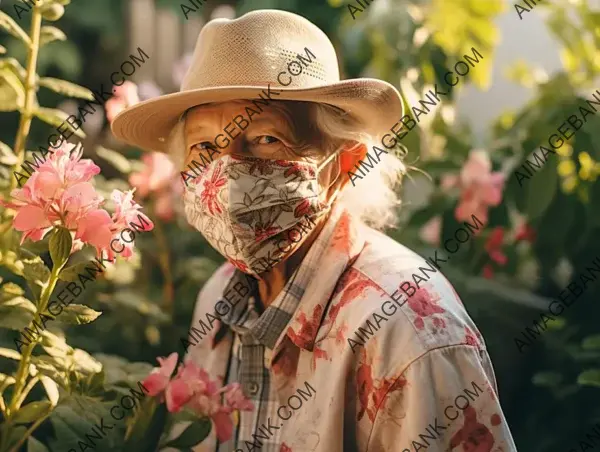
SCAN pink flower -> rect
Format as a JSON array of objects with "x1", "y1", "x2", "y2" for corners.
[
  {"x1": 485, "y1": 227, "x2": 508, "y2": 266},
  {"x1": 515, "y1": 222, "x2": 536, "y2": 243},
  {"x1": 165, "y1": 377, "x2": 196, "y2": 413},
  {"x1": 3, "y1": 143, "x2": 103, "y2": 244},
  {"x1": 419, "y1": 216, "x2": 442, "y2": 246},
  {"x1": 142, "y1": 352, "x2": 178, "y2": 397},
  {"x1": 211, "y1": 411, "x2": 234, "y2": 443},
  {"x1": 142, "y1": 354, "x2": 254, "y2": 445},
  {"x1": 76, "y1": 209, "x2": 114, "y2": 251},
  {"x1": 444, "y1": 150, "x2": 505, "y2": 224},
  {"x1": 483, "y1": 264, "x2": 494, "y2": 279},
  {"x1": 3, "y1": 142, "x2": 153, "y2": 259},
  {"x1": 129, "y1": 152, "x2": 180, "y2": 222},
  {"x1": 106, "y1": 81, "x2": 140, "y2": 123},
  {"x1": 129, "y1": 153, "x2": 175, "y2": 197},
  {"x1": 101, "y1": 189, "x2": 154, "y2": 260},
  {"x1": 224, "y1": 383, "x2": 254, "y2": 411},
  {"x1": 481, "y1": 227, "x2": 508, "y2": 279}
]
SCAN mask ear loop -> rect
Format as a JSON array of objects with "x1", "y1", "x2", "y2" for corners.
[{"x1": 316, "y1": 143, "x2": 359, "y2": 209}]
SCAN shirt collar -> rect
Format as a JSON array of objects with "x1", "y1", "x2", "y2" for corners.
[
  {"x1": 278, "y1": 203, "x2": 365, "y2": 352},
  {"x1": 218, "y1": 266, "x2": 304, "y2": 350}
]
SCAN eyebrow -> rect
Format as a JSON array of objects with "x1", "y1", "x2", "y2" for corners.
[{"x1": 246, "y1": 118, "x2": 284, "y2": 129}]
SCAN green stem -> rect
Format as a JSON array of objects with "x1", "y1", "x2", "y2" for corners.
[
  {"x1": 9, "y1": 7, "x2": 42, "y2": 193},
  {"x1": 7, "y1": 411, "x2": 51, "y2": 452},
  {"x1": 6, "y1": 267, "x2": 60, "y2": 417},
  {"x1": 151, "y1": 210, "x2": 174, "y2": 316},
  {"x1": 14, "y1": 376, "x2": 40, "y2": 409}
]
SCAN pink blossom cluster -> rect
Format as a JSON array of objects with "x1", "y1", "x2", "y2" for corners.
[
  {"x1": 105, "y1": 81, "x2": 140, "y2": 123},
  {"x1": 106, "y1": 82, "x2": 181, "y2": 222},
  {"x1": 129, "y1": 152, "x2": 182, "y2": 222},
  {"x1": 142, "y1": 352, "x2": 254, "y2": 442},
  {"x1": 2, "y1": 142, "x2": 153, "y2": 260},
  {"x1": 442, "y1": 149, "x2": 505, "y2": 224}
]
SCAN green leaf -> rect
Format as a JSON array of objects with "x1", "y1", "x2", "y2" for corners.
[
  {"x1": 95, "y1": 146, "x2": 132, "y2": 174},
  {"x1": 0, "y1": 140, "x2": 18, "y2": 165},
  {"x1": 165, "y1": 418, "x2": 212, "y2": 448},
  {"x1": 582, "y1": 335, "x2": 600, "y2": 351},
  {"x1": 31, "y1": 355, "x2": 66, "y2": 385},
  {"x1": 0, "y1": 372, "x2": 16, "y2": 394},
  {"x1": 3, "y1": 426, "x2": 27, "y2": 451},
  {"x1": 0, "y1": 11, "x2": 32, "y2": 46},
  {"x1": 122, "y1": 397, "x2": 163, "y2": 451},
  {"x1": 41, "y1": 3, "x2": 65, "y2": 21},
  {"x1": 0, "y1": 282, "x2": 25, "y2": 302},
  {"x1": 49, "y1": 227, "x2": 72, "y2": 271},
  {"x1": 33, "y1": 107, "x2": 86, "y2": 139},
  {"x1": 39, "y1": 26, "x2": 67, "y2": 47},
  {"x1": 94, "y1": 353, "x2": 153, "y2": 386},
  {"x1": 59, "y1": 260, "x2": 94, "y2": 282},
  {"x1": 40, "y1": 375, "x2": 60, "y2": 406},
  {"x1": 58, "y1": 304, "x2": 102, "y2": 325},
  {"x1": 0, "y1": 67, "x2": 25, "y2": 112},
  {"x1": 577, "y1": 369, "x2": 600, "y2": 388},
  {"x1": 48, "y1": 398, "x2": 117, "y2": 451},
  {"x1": 0, "y1": 294, "x2": 36, "y2": 312},
  {"x1": 0, "y1": 347, "x2": 22, "y2": 361},
  {"x1": 39, "y1": 77, "x2": 94, "y2": 100},
  {"x1": 525, "y1": 158, "x2": 558, "y2": 220},
  {"x1": 532, "y1": 371, "x2": 563, "y2": 388},
  {"x1": 0, "y1": 250, "x2": 25, "y2": 276},
  {"x1": 22, "y1": 256, "x2": 51, "y2": 286},
  {"x1": 13, "y1": 401, "x2": 53, "y2": 424},
  {"x1": 48, "y1": 406, "x2": 89, "y2": 447},
  {"x1": 28, "y1": 436, "x2": 50, "y2": 452},
  {"x1": 0, "y1": 57, "x2": 27, "y2": 81},
  {"x1": 70, "y1": 349, "x2": 102, "y2": 375},
  {"x1": 41, "y1": 330, "x2": 71, "y2": 358},
  {"x1": 0, "y1": 297, "x2": 36, "y2": 330}
]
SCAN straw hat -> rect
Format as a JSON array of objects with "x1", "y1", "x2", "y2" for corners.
[{"x1": 111, "y1": 9, "x2": 404, "y2": 153}]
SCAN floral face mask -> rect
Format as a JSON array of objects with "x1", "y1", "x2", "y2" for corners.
[{"x1": 183, "y1": 152, "x2": 340, "y2": 276}]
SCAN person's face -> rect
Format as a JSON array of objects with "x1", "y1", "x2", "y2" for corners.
[{"x1": 183, "y1": 100, "x2": 346, "y2": 203}]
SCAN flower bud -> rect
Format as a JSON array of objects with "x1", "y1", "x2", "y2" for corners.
[{"x1": 41, "y1": 4, "x2": 65, "y2": 21}]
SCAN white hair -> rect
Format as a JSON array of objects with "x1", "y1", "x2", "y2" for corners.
[{"x1": 166, "y1": 100, "x2": 406, "y2": 231}]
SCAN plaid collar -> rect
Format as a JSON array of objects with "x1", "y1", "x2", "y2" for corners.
[
  {"x1": 212, "y1": 202, "x2": 366, "y2": 352},
  {"x1": 217, "y1": 267, "x2": 304, "y2": 349}
]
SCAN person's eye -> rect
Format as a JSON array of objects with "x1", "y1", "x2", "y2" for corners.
[
  {"x1": 193, "y1": 142, "x2": 217, "y2": 153},
  {"x1": 256, "y1": 135, "x2": 281, "y2": 145}
]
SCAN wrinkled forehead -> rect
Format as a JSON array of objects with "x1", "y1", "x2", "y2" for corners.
[{"x1": 184, "y1": 100, "x2": 292, "y2": 131}]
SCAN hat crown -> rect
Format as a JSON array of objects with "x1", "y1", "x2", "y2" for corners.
[{"x1": 182, "y1": 10, "x2": 340, "y2": 91}]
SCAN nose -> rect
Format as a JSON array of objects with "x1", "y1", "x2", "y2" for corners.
[{"x1": 216, "y1": 130, "x2": 246, "y2": 158}]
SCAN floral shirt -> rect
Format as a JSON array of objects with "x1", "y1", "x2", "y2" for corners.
[{"x1": 164, "y1": 204, "x2": 518, "y2": 452}]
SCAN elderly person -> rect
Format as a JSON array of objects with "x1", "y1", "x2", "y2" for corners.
[{"x1": 112, "y1": 9, "x2": 517, "y2": 452}]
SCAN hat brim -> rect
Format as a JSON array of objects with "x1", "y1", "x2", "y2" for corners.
[{"x1": 111, "y1": 78, "x2": 404, "y2": 153}]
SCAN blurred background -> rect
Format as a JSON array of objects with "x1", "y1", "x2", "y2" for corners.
[{"x1": 1, "y1": 0, "x2": 600, "y2": 450}]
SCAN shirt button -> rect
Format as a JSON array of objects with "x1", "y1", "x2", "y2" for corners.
[{"x1": 247, "y1": 381, "x2": 260, "y2": 396}]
